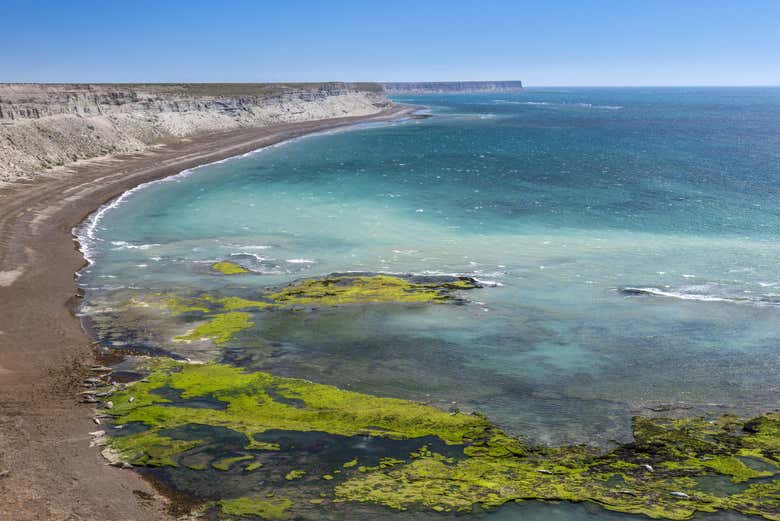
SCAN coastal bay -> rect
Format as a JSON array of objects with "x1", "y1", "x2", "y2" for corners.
[
  {"x1": 0, "y1": 95, "x2": 412, "y2": 520},
  {"x1": 74, "y1": 88, "x2": 780, "y2": 520}
]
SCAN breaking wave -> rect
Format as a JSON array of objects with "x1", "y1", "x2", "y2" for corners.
[{"x1": 619, "y1": 286, "x2": 780, "y2": 308}]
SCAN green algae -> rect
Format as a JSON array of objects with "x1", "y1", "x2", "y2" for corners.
[
  {"x1": 167, "y1": 274, "x2": 480, "y2": 317},
  {"x1": 109, "y1": 431, "x2": 201, "y2": 467},
  {"x1": 174, "y1": 311, "x2": 253, "y2": 345},
  {"x1": 285, "y1": 470, "x2": 306, "y2": 481},
  {"x1": 105, "y1": 359, "x2": 490, "y2": 460},
  {"x1": 264, "y1": 274, "x2": 478, "y2": 306},
  {"x1": 219, "y1": 496, "x2": 293, "y2": 520},
  {"x1": 744, "y1": 414, "x2": 780, "y2": 452},
  {"x1": 700, "y1": 456, "x2": 773, "y2": 482},
  {"x1": 103, "y1": 360, "x2": 780, "y2": 520},
  {"x1": 335, "y1": 413, "x2": 780, "y2": 520},
  {"x1": 166, "y1": 296, "x2": 210, "y2": 315},
  {"x1": 212, "y1": 261, "x2": 251, "y2": 275},
  {"x1": 212, "y1": 295, "x2": 272, "y2": 311},
  {"x1": 212, "y1": 454, "x2": 254, "y2": 471}
]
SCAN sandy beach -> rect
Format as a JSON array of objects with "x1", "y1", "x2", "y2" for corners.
[{"x1": 0, "y1": 105, "x2": 412, "y2": 521}]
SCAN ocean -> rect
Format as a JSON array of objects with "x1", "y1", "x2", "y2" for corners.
[{"x1": 77, "y1": 87, "x2": 780, "y2": 520}]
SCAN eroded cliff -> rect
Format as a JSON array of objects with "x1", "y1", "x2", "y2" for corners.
[{"x1": 0, "y1": 83, "x2": 388, "y2": 182}]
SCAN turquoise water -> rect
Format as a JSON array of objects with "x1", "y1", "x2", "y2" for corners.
[{"x1": 78, "y1": 88, "x2": 780, "y2": 517}]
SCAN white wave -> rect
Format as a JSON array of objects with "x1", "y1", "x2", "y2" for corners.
[
  {"x1": 443, "y1": 113, "x2": 501, "y2": 120},
  {"x1": 575, "y1": 103, "x2": 623, "y2": 110},
  {"x1": 286, "y1": 259, "x2": 316, "y2": 264},
  {"x1": 235, "y1": 245, "x2": 272, "y2": 250},
  {"x1": 74, "y1": 164, "x2": 201, "y2": 264},
  {"x1": 249, "y1": 268, "x2": 286, "y2": 275},
  {"x1": 416, "y1": 270, "x2": 462, "y2": 277},
  {"x1": 473, "y1": 278, "x2": 504, "y2": 287},
  {"x1": 110, "y1": 241, "x2": 160, "y2": 250},
  {"x1": 623, "y1": 287, "x2": 732, "y2": 303},
  {"x1": 493, "y1": 100, "x2": 551, "y2": 106},
  {"x1": 621, "y1": 286, "x2": 780, "y2": 308},
  {"x1": 403, "y1": 269, "x2": 505, "y2": 287},
  {"x1": 493, "y1": 100, "x2": 622, "y2": 110}
]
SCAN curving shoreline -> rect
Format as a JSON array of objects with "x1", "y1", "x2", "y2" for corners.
[{"x1": 0, "y1": 104, "x2": 415, "y2": 521}]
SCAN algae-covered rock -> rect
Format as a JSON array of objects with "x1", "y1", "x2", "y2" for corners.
[
  {"x1": 335, "y1": 413, "x2": 780, "y2": 520},
  {"x1": 219, "y1": 496, "x2": 294, "y2": 520},
  {"x1": 212, "y1": 454, "x2": 253, "y2": 471},
  {"x1": 168, "y1": 273, "x2": 481, "y2": 313},
  {"x1": 102, "y1": 359, "x2": 780, "y2": 520},
  {"x1": 104, "y1": 359, "x2": 491, "y2": 462},
  {"x1": 109, "y1": 430, "x2": 201, "y2": 467},
  {"x1": 212, "y1": 261, "x2": 251, "y2": 275},
  {"x1": 244, "y1": 461, "x2": 264, "y2": 472},
  {"x1": 285, "y1": 469, "x2": 306, "y2": 481},
  {"x1": 264, "y1": 273, "x2": 480, "y2": 307},
  {"x1": 174, "y1": 311, "x2": 253, "y2": 345},
  {"x1": 164, "y1": 273, "x2": 481, "y2": 346}
]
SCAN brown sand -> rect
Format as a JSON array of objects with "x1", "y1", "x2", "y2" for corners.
[{"x1": 0, "y1": 105, "x2": 413, "y2": 520}]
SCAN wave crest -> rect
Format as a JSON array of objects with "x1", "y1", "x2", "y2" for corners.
[{"x1": 619, "y1": 286, "x2": 780, "y2": 308}]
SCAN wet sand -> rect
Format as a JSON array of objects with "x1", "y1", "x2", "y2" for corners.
[{"x1": 0, "y1": 105, "x2": 413, "y2": 520}]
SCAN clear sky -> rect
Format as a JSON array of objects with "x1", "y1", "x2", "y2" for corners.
[{"x1": 2, "y1": 0, "x2": 779, "y2": 86}]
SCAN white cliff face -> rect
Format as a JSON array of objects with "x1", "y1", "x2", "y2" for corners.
[{"x1": 0, "y1": 83, "x2": 389, "y2": 183}]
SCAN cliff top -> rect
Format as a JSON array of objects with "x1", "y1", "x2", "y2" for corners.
[{"x1": 0, "y1": 82, "x2": 385, "y2": 101}]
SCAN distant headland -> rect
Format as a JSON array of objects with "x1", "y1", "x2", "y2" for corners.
[{"x1": 382, "y1": 80, "x2": 523, "y2": 94}]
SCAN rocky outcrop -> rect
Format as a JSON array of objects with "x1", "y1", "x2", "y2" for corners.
[
  {"x1": 382, "y1": 81, "x2": 523, "y2": 94},
  {"x1": 0, "y1": 83, "x2": 388, "y2": 183}
]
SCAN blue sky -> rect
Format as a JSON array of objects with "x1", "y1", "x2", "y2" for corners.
[{"x1": 2, "y1": 0, "x2": 779, "y2": 86}]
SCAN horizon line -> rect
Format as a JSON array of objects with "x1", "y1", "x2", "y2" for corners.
[{"x1": 1, "y1": 81, "x2": 779, "y2": 88}]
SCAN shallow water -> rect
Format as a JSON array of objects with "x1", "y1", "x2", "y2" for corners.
[{"x1": 78, "y1": 88, "x2": 780, "y2": 518}]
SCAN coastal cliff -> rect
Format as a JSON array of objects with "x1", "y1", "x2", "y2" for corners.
[
  {"x1": 382, "y1": 81, "x2": 523, "y2": 94},
  {"x1": 0, "y1": 83, "x2": 388, "y2": 183}
]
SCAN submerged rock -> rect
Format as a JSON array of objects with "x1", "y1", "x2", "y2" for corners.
[
  {"x1": 167, "y1": 273, "x2": 481, "y2": 347},
  {"x1": 264, "y1": 273, "x2": 481, "y2": 307}
]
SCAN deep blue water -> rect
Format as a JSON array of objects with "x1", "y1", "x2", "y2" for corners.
[{"x1": 78, "y1": 87, "x2": 780, "y2": 519}]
